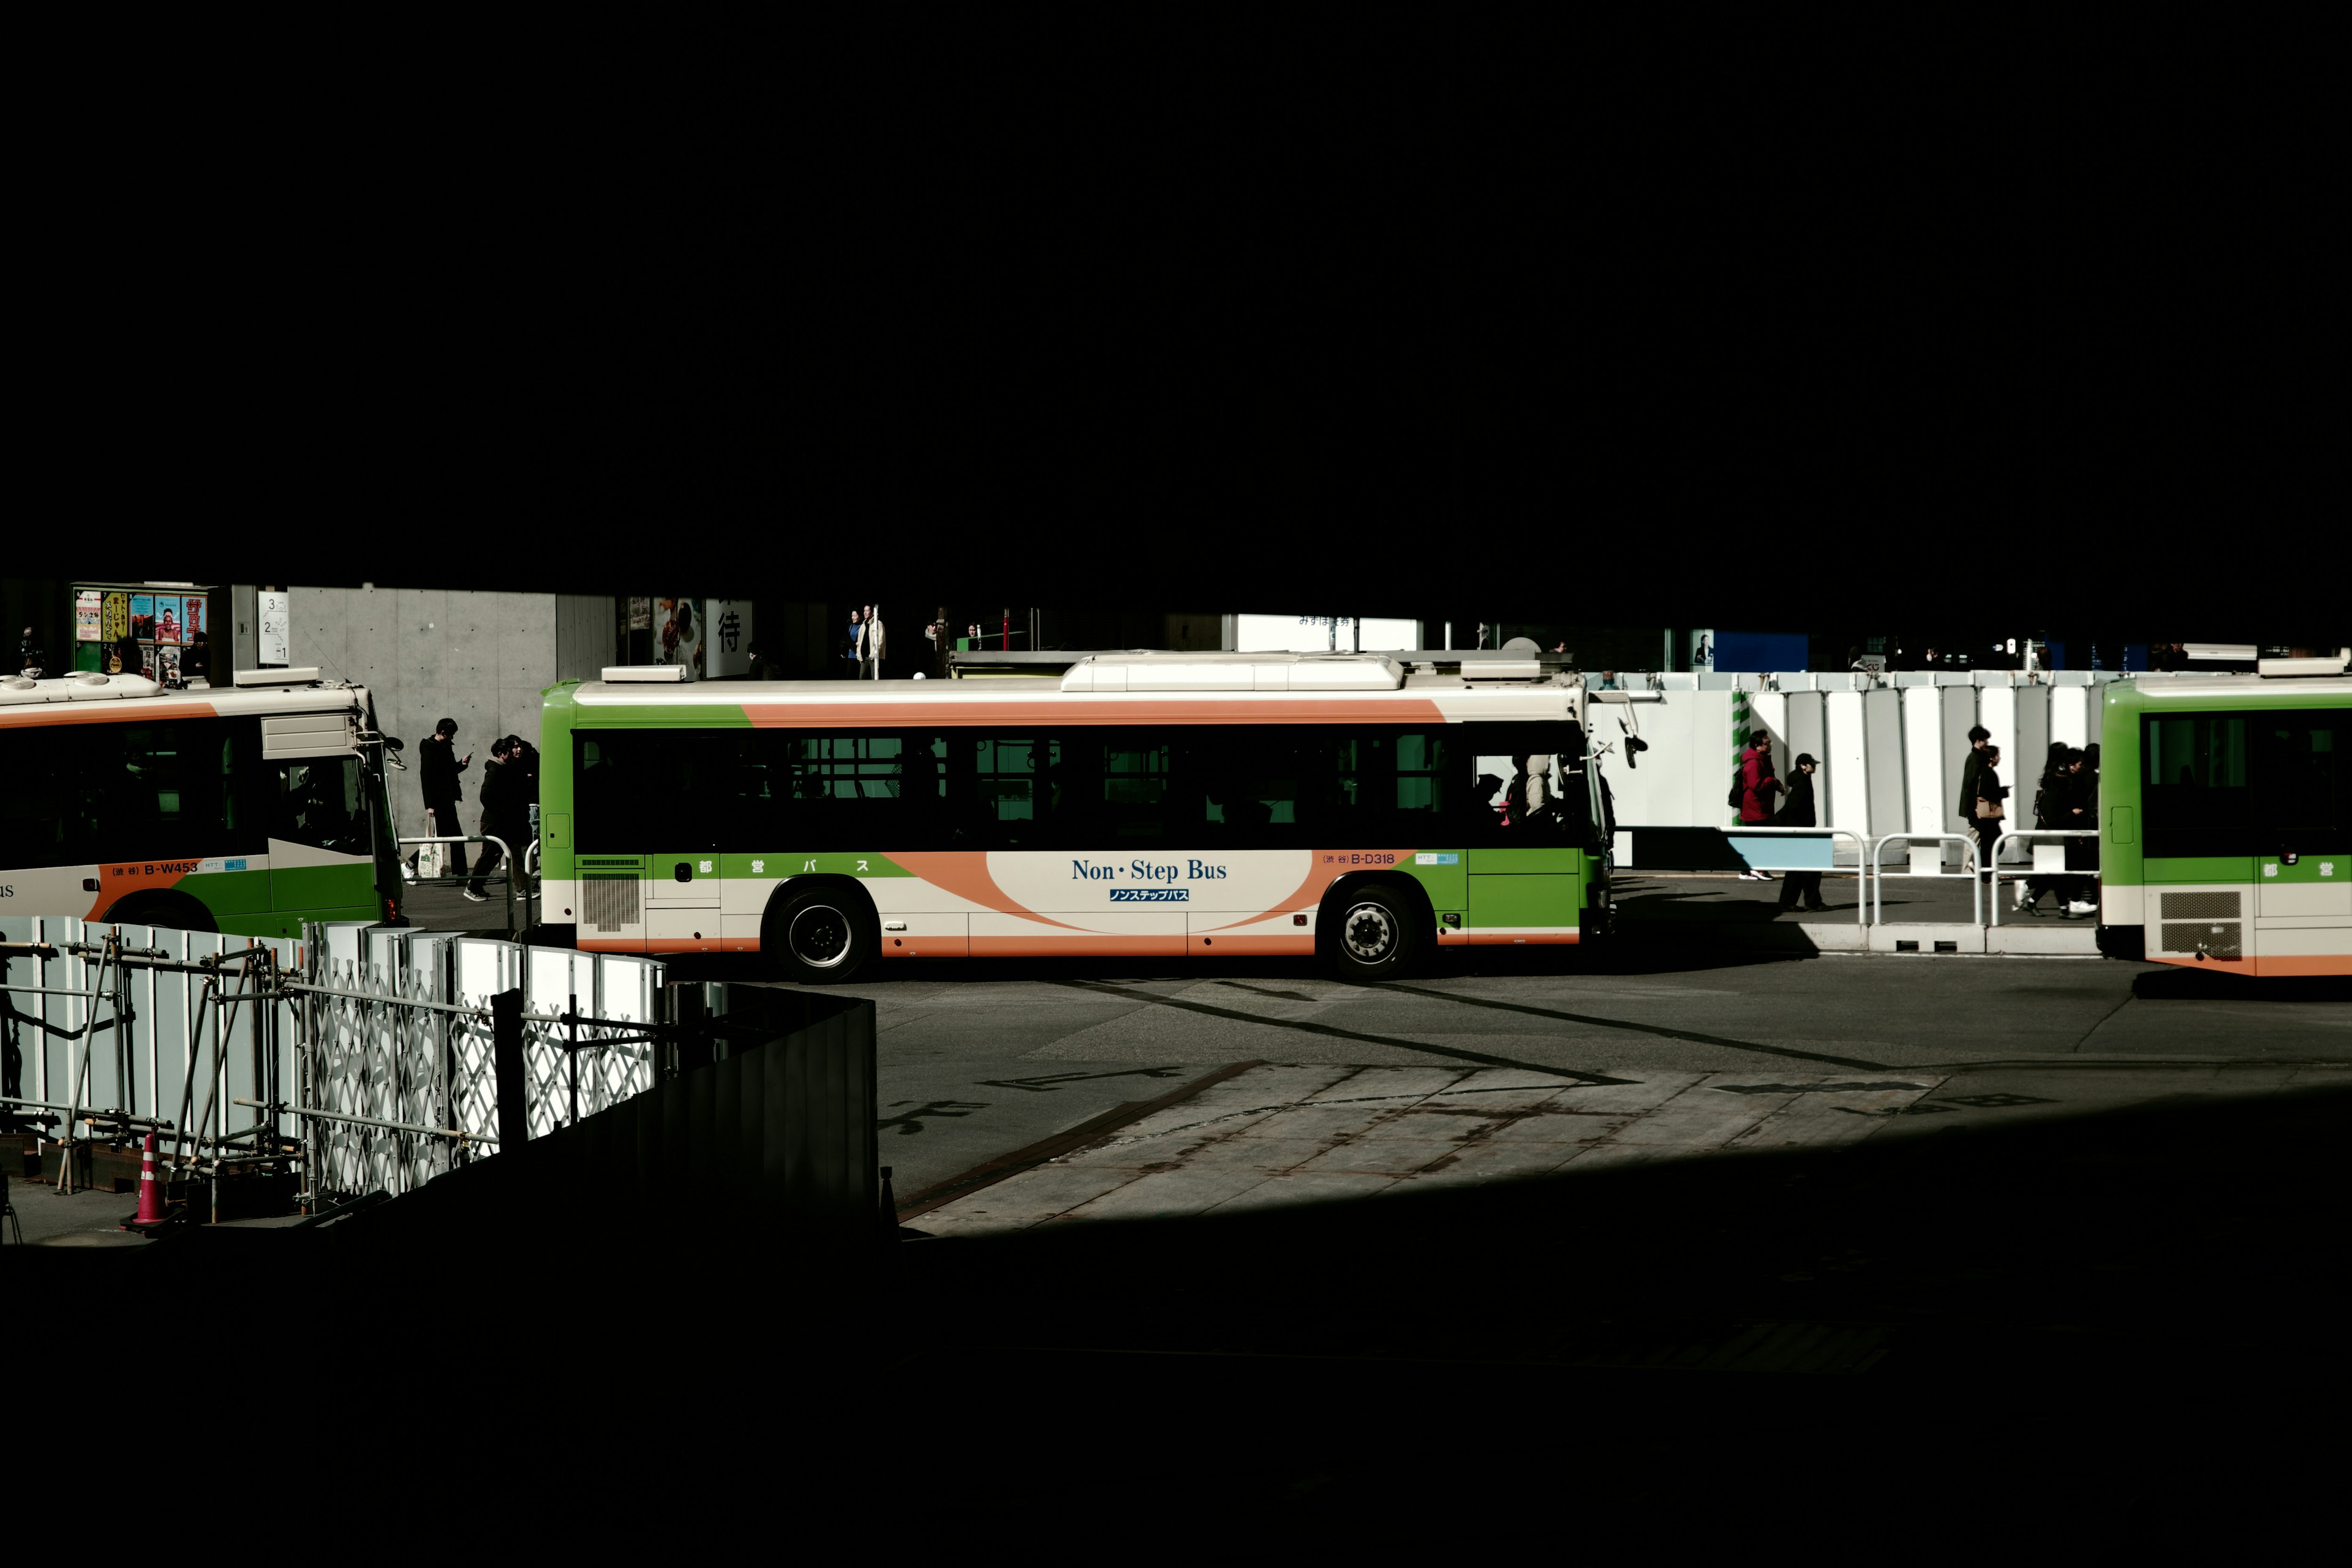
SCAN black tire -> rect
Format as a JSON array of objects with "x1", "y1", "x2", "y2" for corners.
[
  {"x1": 763, "y1": 884, "x2": 876, "y2": 984},
  {"x1": 1324, "y1": 882, "x2": 1420, "y2": 982},
  {"x1": 101, "y1": 892, "x2": 219, "y2": 935}
]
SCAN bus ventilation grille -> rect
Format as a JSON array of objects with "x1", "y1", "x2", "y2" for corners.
[
  {"x1": 583, "y1": 875, "x2": 641, "y2": 933},
  {"x1": 2159, "y1": 921, "x2": 2241, "y2": 959},
  {"x1": 2160, "y1": 891, "x2": 2241, "y2": 921}
]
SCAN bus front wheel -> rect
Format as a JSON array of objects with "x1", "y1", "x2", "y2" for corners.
[
  {"x1": 763, "y1": 885, "x2": 875, "y2": 984},
  {"x1": 1325, "y1": 883, "x2": 1419, "y2": 982}
]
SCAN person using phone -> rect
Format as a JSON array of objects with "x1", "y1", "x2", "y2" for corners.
[{"x1": 419, "y1": 718, "x2": 473, "y2": 878}]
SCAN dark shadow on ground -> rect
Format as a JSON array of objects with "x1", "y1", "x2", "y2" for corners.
[
  {"x1": 2130, "y1": 968, "x2": 2352, "y2": 1003},
  {"x1": 21, "y1": 1080, "x2": 2345, "y2": 1514},
  {"x1": 668, "y1": 941, "x2": 1819, "y2": 991}
]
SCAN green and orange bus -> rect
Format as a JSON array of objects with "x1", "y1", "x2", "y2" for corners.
[
  {"x1": 0, "y1": 668, "x2": 402, "y2": 937},
  {"x1": 537, "y1": 652, "x2": 1611, "y2": 981},
  {"x1": 2097, "y1": 657, "x2": 2350, "y2": 976}
]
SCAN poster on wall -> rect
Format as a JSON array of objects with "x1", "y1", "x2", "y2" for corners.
[
  {"x1": 155, "y1": 595, "x2": 184, "y2": 644},
  {"x1": 655, "y1": 597, "x2": 702, "y2": 680},
  {"x1": 627, "y1": 597, "x2": 652, "y2": 631},
  {"x1": 703, "y1": 599, "x2": 753, "y2": 678},
  {"x1": 130, "y1": 594, "x2": 156, "y2": 641},
  {"x1": 75, "y1": 590, "x2": 102, "y2": 641},
  {"x1": 184, "y1": 595, "x2": 206, "y2": 641},
  {"x1": 258, "y1": 591, "x2": 291, "y2": 666},
  {"x1": 156, "y1": 646, "x2": 181, "y2": 682},
  {"x1": 1688, "y1": 629, "x2": 1715, "y2": 673}
]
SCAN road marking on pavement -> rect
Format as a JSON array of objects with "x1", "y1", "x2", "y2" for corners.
[
  {"x1": 1373, "y1": 982, "x2": 1898, "y2": 1070},
  {"x1": 1047, "y1": 978, "x2": 1642, "y2": 1084}
]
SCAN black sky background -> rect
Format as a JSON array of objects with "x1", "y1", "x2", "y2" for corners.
[{"x1": 31, "y1": 14, "x2": 2334, "y2": 634}]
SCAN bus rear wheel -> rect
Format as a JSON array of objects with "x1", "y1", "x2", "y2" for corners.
[
  {"x1": 763, "y1": 885, "x2": 875, "y2": 985},
  {"x1": 1325, "y1": 883, "x2": 1419, "y2": 982}
]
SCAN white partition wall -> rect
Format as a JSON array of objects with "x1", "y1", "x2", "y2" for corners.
[
  {"x1": 2051, "y1": 684, "x2": 2090, "y2": 751},
  {"x1": 1980, "y1": 684, "x2": 2018, "y2": 818},
  {"x1": 1694, "y1": 688, "x2": 1735, "y2": 825},
  {"x1": 1904, "y1": 686, "x2": 1947, "y2": 835},
  {"x1": 1824, "y1": 690, "x2": 1871, "y2": 835}
]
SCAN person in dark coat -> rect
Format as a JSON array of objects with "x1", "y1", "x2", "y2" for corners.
[
  {"x1": 418, "y1": 719, "x2": 472, "y2": 877},
  {"x1": 1773, "y1": 753, "x2": 1827, "y2": 911},
  {"x1": 2019, "y1": 745, "x2": 2078, "y2": 914},
  {"x1": 1972, "y1": 744, "x2": 2008, "y2": 885},
  {"x1": 466, "y1": 738, "x2": 522, "y2": 902},
  {"x1": 1955, "y1": 723, "x2": 1991, "y2": 831},
  {"x1": 2060, "y1": 744, "x2": 2101, "y2": 914},
  {"x1": 181, "y1": 631, "x2": 211, "y2": 682}
]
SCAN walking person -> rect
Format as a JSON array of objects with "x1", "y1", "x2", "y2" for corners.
[
  {"x1": 1773, "y1": 753, "x2": 1828, "y2": 911},
  {"x1": 181, "y1": 630, "x2": 211, "y2": 683},
  {"x1": 1736, "y1": 729, "x2": 1781, "y2": 880},
  {"x1": 1972, "y1": 742, "x2": 2008, "y2": 886},
  {"x1": 861, "y1": 604, "x2": 886, "y2": 679},
  {"x1": 464, "y1": 738, "x2": 519, "y2": 903},
  {"x1": 2018, "y1": 744, "x2": 2078, "y2": 914},
  {"x1": 843, "y1": 608, "x2": 863, "y2": 678},
  {"x1": 418, "y1": 718, "x2": 472, "y2": 879},
  {"x1": 1955, "y1": 723, "x2": 1991, "y2": 832},
  {"x1": 2061, "y1": 744, "x2": 2101, "y2": 916}
]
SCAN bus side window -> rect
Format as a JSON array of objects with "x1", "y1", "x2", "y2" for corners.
[
  {"x1": 68, "y1": 718, "x2": 235, "y2": 865},
  {"x1": 974, "y1": 736, "x2": 1058, "y2": 849},
  {"x1": 273, "y1": 756, "x2": 367, "y2": 855},
  {"x1": 0, "y1": 726, "x2": 71, "y2": 865}
]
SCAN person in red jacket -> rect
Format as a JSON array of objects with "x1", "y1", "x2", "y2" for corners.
[{"x1": 1738, "y1": 731, "x2": 1782, "y2": 881}]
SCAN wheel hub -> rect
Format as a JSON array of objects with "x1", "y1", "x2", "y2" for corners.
[
  {"x1": 1343, "y1": 903, "x2": 1395, "y2": 962},
  {"x1": 788, "y1": 905, "x2": 852, "y2": 968}
]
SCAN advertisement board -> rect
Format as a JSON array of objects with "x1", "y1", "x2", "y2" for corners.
[
  {"x1": 654, "y1": 596, "x2": 701, "y2": 680},
  {"x1": 71, "y1": 584, "x2": 215, "y2": 674}
]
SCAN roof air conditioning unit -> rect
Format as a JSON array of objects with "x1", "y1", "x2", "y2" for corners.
[{"x1": 602, "y1": 666, "x2": 689, "y2": 683}]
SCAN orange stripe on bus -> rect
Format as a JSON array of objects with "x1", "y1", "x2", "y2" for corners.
[
  {"x1": 884, "y1": 853, "x2": 1090, "y2": 930},
  {"x1": 2149, "y1": 952, "x2": 2349, "y2": 978},
  {"x1": 0, "y1": 702, "x2": 221, "y2": 728},
  {"x1": 970, "y1": 933, "x2": 1188, "y2": 957}
]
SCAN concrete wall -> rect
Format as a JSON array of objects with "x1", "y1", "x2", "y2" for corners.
[{"x1": 287, "y1": 587, "x2": 575, "y2": 839}]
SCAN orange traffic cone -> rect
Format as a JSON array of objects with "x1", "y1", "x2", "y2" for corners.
[{"x1": 134, "y1": 1133, "x2": 167, "y2": 1226}]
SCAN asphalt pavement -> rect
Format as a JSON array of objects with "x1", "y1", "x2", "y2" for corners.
[{"x1": 724, "y1": 944, "x2": 2352, "y2": 1200}]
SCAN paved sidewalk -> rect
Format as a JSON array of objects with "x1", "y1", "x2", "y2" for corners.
[
  {"x1": 907, "y1": 1062, "x2": 1948, "y2": 1237},
  {"x1": 905, "y1": 1055, "x2": 2352, "y2": 1239}
]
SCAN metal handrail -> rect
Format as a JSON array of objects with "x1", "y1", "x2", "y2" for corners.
[
  {"x1": 1716, "y1": 825, "x2": 1871, "y2": 929},
  {"x1": 398, "y1": 832, "x2": 530, "y2": 935},
  {"x1": 1986, "y1": 828, "x2": 2098, "y2": 927},
  {"x1": 1864, "y1": 832, "x2": 1982, "y2": 927}
]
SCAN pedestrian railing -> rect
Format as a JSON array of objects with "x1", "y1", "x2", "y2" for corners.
[
  {"x1": 1864, "y1": 832, "x2": 1983, "y2": 927},
  {"x1": 399, "y1": 832, "x2": 533, "y2": 937},
  {"x1": 1986, "y1": 829, "x2": 2098, "y2": 927},
  {"x1": 1715, "y1": 826, "x2": 1871, "y2": 930}
]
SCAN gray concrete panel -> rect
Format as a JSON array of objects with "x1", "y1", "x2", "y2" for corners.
[
  {"x1": 290, "y1": 587, "x2": 349, "y2": 680},
  {"x1": 345, "y1": 588, "x2": 400, "y2": 697},
  {"x1": 396, "y1": 589, "x2": 448, "y2": 692},
  {"x1": 1863, "y1": 685, "x2": 1905, "y2": 837},
  {"x1": 2014, "y1": 685, "x2": 2052, "y2": 820},
  {"x1": 442, "y1": 592, "x2": 496, "y2": 696},
  {"x1": 1786, "y1": 692, "x2": 1825, "y2": 788}
]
